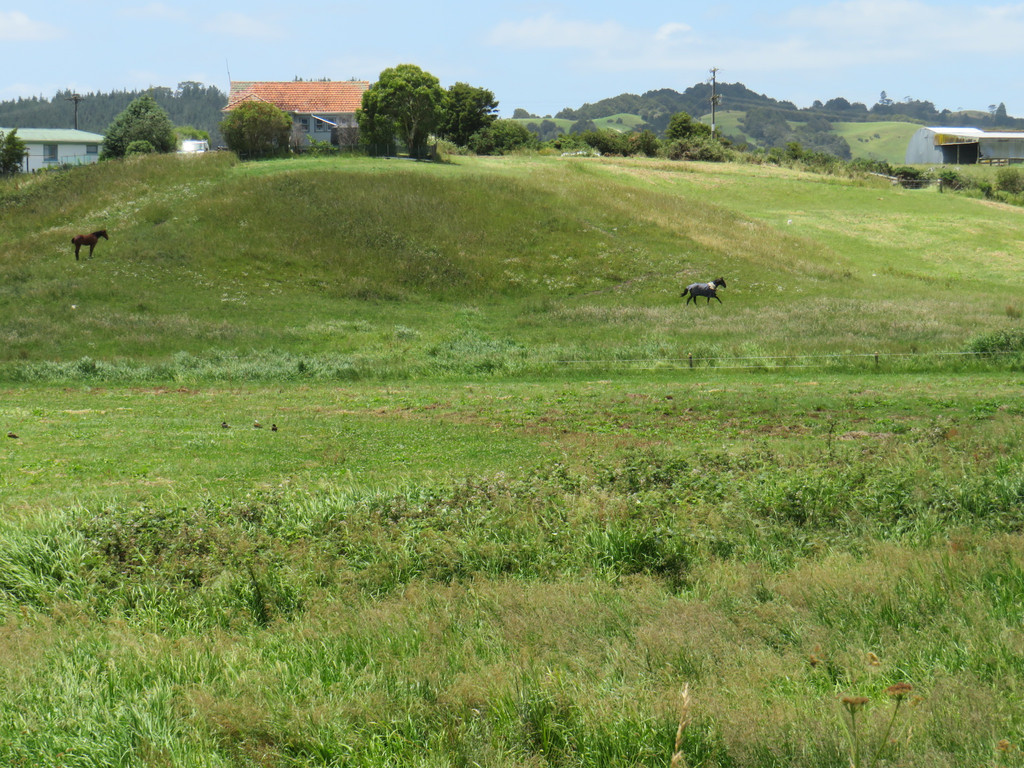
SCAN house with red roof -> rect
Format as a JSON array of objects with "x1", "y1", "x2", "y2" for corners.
[{"x1": 224, "y1": 80, "x2": 369, "y2": 149}]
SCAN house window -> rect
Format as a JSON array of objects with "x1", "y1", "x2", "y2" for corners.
[
  {"x1": 43, "y1": 144, "x2": 58, "y2": 162},
  {"x1": 298, "y1": 117, "x2": 309, "y2": 132},
  {"x1": 86, "y1": 144, "x2": 98, "y2": 155}
]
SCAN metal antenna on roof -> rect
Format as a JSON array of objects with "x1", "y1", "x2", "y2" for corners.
[{"x1": 65, "y1": 92, "x2": 83, "y2": 130}]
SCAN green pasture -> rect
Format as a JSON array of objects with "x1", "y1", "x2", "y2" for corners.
[
  {"x1": 833, "y1": 121, "x2": 920, "y2": 163},
  {"x1": 3, "y1": 152, "x2": 1024, "y2": 371},
  {"x1": 2, "y1": 152, "x2": 1024, "y2": 766}
]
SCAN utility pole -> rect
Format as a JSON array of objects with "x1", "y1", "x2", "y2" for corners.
[
  {"x1": 708, "y1": 67, "x2": 721, "y2": 137},
  {"x1": 65, "y1": 92, "x2": 83, "y2": 130}
]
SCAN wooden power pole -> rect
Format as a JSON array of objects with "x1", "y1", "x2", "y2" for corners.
[
  {"x1": 65, "y1": 93, "x2": 84, "y2": 130},
  {"x1": 709, "y1": 68, "x2": 721, "y2": 137}
]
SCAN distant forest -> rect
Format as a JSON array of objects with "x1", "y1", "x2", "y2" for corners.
[
  {"x1": 0, "y1": 82, "x2": 228, "y2": 146},
  {"x1": 2, "y1": 78, "x2": 1021, "y2": 156}
]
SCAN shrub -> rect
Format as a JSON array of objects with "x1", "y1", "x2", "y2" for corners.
[
  {"x1": 101, "y1": 95, "x2": 177, "y2": 159},
  {"x1": 937, "y1": 169, "x2": 970, "y2": 191},
  {"x1": 965, "y1": 328, "x2": 1024, "y2": 356},
  {"x1": 663, "y1": 137, "x2": 731, "y2": 162},
  {"x1": 469, "y1": 119, "x2": 537, "y2": 155},
  {"x1": 627, "y1": 130, "x2": 660, "y2": 157},
  {"x1": 219, "y1": 100, "x2": 292, "y2": 158},
  {"x1": 577, "y1": 129, "x2": 629, "y2": 157},
  {"x1": 996, "y1": 167, "x2": 1024, "y2": 194},
  {"x1": 125, "y1": 140, "x2": 155, "y2": 156}
]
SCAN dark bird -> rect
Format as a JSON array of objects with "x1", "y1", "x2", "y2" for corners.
[
  {"x1": 7, "y1": 432, "x2": 17, "y2": 439},
  {"x1": 271, "y1": 424, "x2": 278, "y2": 432},
  {"x1": 221, "y1": 421, "x2": 230, "y2": 429}
]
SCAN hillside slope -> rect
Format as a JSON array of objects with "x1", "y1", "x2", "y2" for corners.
[{"x1": 2, "y1": 152, "x2": 1023, "y2": 373}]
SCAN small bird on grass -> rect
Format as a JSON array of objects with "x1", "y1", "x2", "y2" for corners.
[
  {"x1": 7, "y1": 432, "x2": 17, "y2": 439},
  {"x1": 271, "y1": 424, "x2": 278, "y2": 432},
  {"x1": 253, "y1": 420, "x2": 262, "y2": 429},
  {"x1": 221, "y1": 421, "x2": 230, "y2": 429}
]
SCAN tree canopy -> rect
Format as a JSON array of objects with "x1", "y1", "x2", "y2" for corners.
[
  {"x1": 219, "y1": 101, "x2": 292, "y2": 158},
  {"x1": 359, "y1": 64, "x2": 445, "y2": 158},
  {"x1": 101, "y1": 95, "x2": 178, "y2": 159},
  {"x1": 437, "y1": 82, "x2": 498, "y2": 148}
]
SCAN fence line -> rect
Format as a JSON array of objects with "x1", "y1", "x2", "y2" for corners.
[{"x1": 551, "y1": 349, "x2": 1015, "y2": 371}]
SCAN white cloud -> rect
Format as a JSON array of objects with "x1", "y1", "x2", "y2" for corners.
[
  {"x1": 201, "y1": 12, "x2": 285, "y2": 40},
  {"x1": 783, "y1": 0, "x2": 1024, "y2": 55},
  {"x1": 655, "y1": 22, "x2": 693, "y2": 41},
  {"x1": 488, "y1": 13, "x2": 636, "y2": 50},
  {"x1": 0, "y1": 11, "x2": 63, "y2": 42}
]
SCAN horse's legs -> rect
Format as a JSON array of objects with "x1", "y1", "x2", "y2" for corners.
[
  {"x1": 713, "y1": 295, "x2": 722, "y2": 304},
  {"x1": 74, "y1": 244, "x2": 80, "y2": 260}
]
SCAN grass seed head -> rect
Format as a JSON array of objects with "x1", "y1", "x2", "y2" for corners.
[
  {"x1": 886, "y1": 682, "x2": 913, "y2": 701},
  {"x1": 841, "y1": 695, "x2": 869, "y2": 714}
]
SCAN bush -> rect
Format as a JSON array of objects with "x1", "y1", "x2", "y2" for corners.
[
  {"x1": 577, "y1": 129, "x2": 629, "y2": 156},
  {"x1": 469, "y1": 119, "x2": 537, "y2": 155},
  {"x1": 219, "y1": 100, "x2": 292, "y2": 158},
  {"x1": 996, "y1": 167, "x2": 1024, "y2": 194},
  {"x1": 937, "y1": 169, "x2": 970, "y2": 191},
  {"x1": 965, "y1": 328, "x2": 1024, "y2": 356},
  {"x1": 627, "y1": 130, "x2": 660, "y2": 157},
  {"x1": 663, "y1": 136, "x2": 731, "y2": 162},
  {"x1": 125, "y1": 140, "x2": 155, "y2": 156},
  {"x1": 101, "y1": 95, "x2": 177, "y2": 159}
]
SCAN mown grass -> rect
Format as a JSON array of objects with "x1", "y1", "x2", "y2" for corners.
[{"x1": 2, "y1": 153, "x2": 1024, "y2": 766}]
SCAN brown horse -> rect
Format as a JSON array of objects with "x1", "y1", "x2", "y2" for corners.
[{"x1": 72, "y1": 230, "x2": 108, "y2": 260}]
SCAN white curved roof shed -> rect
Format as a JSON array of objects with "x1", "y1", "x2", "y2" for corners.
[{"x1": 906, "y1": 126, "x2": 1024, "y2": 164}]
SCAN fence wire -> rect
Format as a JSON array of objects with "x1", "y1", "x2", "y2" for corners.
[{"x1": 551, "y1": 349, "x2": 1017, "y2": 371}]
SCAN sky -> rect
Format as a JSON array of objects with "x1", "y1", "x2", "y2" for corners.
[{"x1": 3, "y1": 0, "x2": 1024, "y2": 118}]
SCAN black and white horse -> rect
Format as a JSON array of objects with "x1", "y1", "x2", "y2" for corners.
[{"x1": 683, "y1": 277, "x2": 726, "y2": 305}]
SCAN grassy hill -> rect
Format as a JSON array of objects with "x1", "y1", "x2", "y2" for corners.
[
  {"x1": 3, "y1": 151, "x2": 1023, "y2": 373},
  {"x1": 2, "y1": 153, "x2": 1024, "y2": 767}
]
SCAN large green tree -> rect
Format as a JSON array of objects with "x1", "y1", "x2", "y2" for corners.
[
  {"x1": 101, "y1": 95, "x2": 177, "y2": 159},
  {"x1": 0, "y1": 129, "x2": 27, "y2": 175},
  {"x1": 437, "y1": 82, "x2": 498, "y2": 147},
  {"x1": 359, "y1": 64, "x2": 444, "y2": 158},
  {"x1": 219, "y1": 101, "x2": 292, "y2": 158}
]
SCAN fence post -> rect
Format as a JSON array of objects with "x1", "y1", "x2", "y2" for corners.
[
  {"x1": 874, "y1": 352, "x2": 879, "y2": 367},
  {"x1": 688, "y1": 353, "x2": 693, "y2": 368}
]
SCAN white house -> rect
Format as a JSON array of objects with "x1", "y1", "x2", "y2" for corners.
[
  {"x1": 2, "y1": 128, "x2": 105, "y2": 172},
  {"x1": 223, "y1": 80, "x2": 369, "y2": 149}
]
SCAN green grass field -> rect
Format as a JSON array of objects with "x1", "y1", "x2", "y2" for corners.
[{"x1": 2, "y1": 152, "x2": 1024, "y2": 767}]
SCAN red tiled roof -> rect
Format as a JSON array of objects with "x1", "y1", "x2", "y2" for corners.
[{"x1": 225, "y1": 81, "x2": 369, "y2": 113}]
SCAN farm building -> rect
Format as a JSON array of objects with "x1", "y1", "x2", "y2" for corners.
[
  {"x1": 224, "y1": 80, "x2": 369, "y2": 149},
  {"x1": 2, "y1": 128, "x2": 105, "y2": 172},
  {"x1": 905, "y1": 126, "x2": 1024, "y2": 165}
]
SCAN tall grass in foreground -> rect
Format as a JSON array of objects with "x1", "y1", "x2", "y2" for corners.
[{"x1": 1, "y1": 444, "x2": 1023, "y2": 766}]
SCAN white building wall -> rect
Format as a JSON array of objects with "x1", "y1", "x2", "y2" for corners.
[{"x1": 23, "y1": 142, "x2": 101, "y2": 172}]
